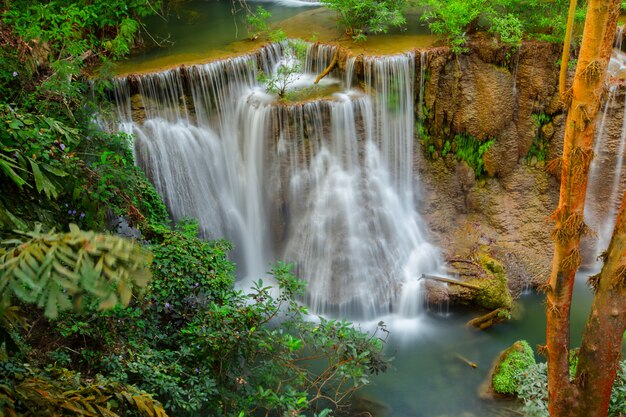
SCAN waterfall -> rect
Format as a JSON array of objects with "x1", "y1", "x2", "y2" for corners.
[
  {"x1": 417, "y1": 50, "x2": 427, "y2": 136},
  {"x1": 586, "y1": 28, "x2": 626, "y2": 257},
  {"x1": 111, "y1": 44, "x2": 442, "y2": 320}
]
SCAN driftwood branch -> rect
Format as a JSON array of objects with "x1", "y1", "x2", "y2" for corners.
[
  {"x1": 420, "y1": 274, "x2": 482, "y2": 290},
  {"x1": 314, "y1": 50, "x2": 339, "y2": 84},
  {"x1": 455, "y1": 354, "x2": 478, "y2": 368}
]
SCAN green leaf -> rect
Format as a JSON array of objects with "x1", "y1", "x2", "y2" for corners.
[
  {"x1": 28, "y1": 158, "x2": 59, "y2": 199},
  {"x1": 41, "y1": 163, "x2": 68, "y2": 177},
  {"x1": 0, "y1": 154, "x2": 27, "y2": 187}
]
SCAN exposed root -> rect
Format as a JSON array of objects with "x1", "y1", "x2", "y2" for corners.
[
  {"x1": 573, "y1": 103, "x2": 592, "y2": 130},
  {"x1": 560, "y1": 248, "x2": 582, "y2": 272},
  {"x1": 537, "y1": 344, "x2": 548, "y2": 357},
  {"x1": 550, "y1": 211, "x2": 590, "y2": 243},
  {"x1": 560, "y1": 87, "x2": 573, "y2": 109},
  {"x1": 612, "y1": 265, "x2": 626, "y2": 288},
  {"x1": 576, "y1": 369, "x2": 588, "y2": 387},
  {"x1": 587, "y1": 273, "x2": 601, "y2": 293},
  {"x1": 546, "y1": 158, "x2": 563, "y2": 175},
  {"x1": 546, "y1": 297, "x2": 562, "y2": 317},
  {"x1": 550, "y1": 205, "x2": 567, "y2": 222},
  {"x1": 314, "y1": 50, "x2": 339, "y2": 85},
  {"x1": 581, "y1": 60, "x2": 603, "y2": 84},
  {"x1": 569, "y1": 146, "x2": 594, "y2": 180}
]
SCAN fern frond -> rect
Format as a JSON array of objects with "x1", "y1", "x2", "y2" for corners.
[{"x1": 0, "y1": 225, "x2": 152, "y2": 318}]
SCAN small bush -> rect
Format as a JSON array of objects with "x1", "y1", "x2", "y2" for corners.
[{"x1": 321, "y1": 0, "x2": 407, "y2": 42}]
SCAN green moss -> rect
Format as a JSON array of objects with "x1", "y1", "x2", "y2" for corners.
[
  {"x1": 527, "y1": 113, "x2": 552, "y2": 163},
  {"x1": 492, "y1": 340, "x2": 536, "y2": 395},
  {"x1": 467, "y1": 253, "x2": 513, "y2": 310}
]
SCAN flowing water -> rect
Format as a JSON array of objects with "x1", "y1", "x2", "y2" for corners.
[
  {"x1": 112, "y1": 43, "x2": 442, "y2": 319},
  {"x1": 586, "y1": 27, "x2": 626, "y2": 257}
]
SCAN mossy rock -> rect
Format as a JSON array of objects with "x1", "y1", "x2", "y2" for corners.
[
  {"x1": 466, "y1": 253, "x2": 513, "y2": 310},
  {"x1": 492, "y1": 340, "x2": 536, "y2": 395}
]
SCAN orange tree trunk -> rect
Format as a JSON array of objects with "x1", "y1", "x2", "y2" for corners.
[
  {"x1": 573, "y1": 193, "x2": 626, "y2": 417},
  {"x1": 546, "y1": 1, "x2": 621, "y2": 416}
]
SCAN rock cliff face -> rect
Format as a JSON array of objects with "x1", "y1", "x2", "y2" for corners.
[
  {"x1": 416, "y1": 37, "x2": 626, "y2": 293},
  {"x1": 416, "y1": 38, "x2": 563, "y2": 293}
]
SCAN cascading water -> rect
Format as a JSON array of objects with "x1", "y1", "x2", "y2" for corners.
[
  {"x1": 110, "y1": 43, "x2": 442, "y2": 320},
  {"x1": 586, "y1": 27, "x2": 626, "y2": 256}
]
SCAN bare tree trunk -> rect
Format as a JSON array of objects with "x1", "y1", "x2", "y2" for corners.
[
  {"x1": 573, "y1": 193, "x2": 626, "y2": 416},
  {"x1": 546, "y1": 1, "x2": 622, "y2": 416},
  {"x1": 559, "y1": 0, "x2": 578, "y2": 98}
]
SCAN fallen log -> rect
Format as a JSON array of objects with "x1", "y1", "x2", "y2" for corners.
[
  {"x1": 419, "y1": 273, "x2": 482, "y2": 290},
  {"x1": 314, "y1": 50, "x2": 339, "y2": 84},
  {"x1": 467, "y1": 307, "x2": 510, "y2": 330}
]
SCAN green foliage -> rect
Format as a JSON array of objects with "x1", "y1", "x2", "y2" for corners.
[
  {"x1": 492, "y1": 340, "x2": 536, "y2": 395},
  {"x1": 610, "y1": 361, "x2": 626, "y2": 416},
  {"x1": 146, "y1": 219, "x2": 234, "y2": 328},
  {"x1": 43, "y1": 221, "x2": 388, "y2": 416},
  {"x1": 321, "y1": 0, "x2": 408, "y2": 42},
  {"x1": 243, "y1": 7, "x2": 286, "y2": 42},
  {"x1": 421, "y1": 0, "x2": 583, "y2": 54},
  {"x1": 421, "y1": 0, "x2": 486, "y2": 54},
  {"x1": 515, "y1": 361, "x2": 549, "y2": 416},
  {"x1": 0, "y1": 224, "x2": 151, "y2": 318},
  {"x1": 527, "y1": 113, "x2": 552, "y2": 163},
  {"x1": 488, "y1": 13, "x2": 524, "y2": 48},
  {"x1": 441, "y1": 140, "x2": 451, "y2": 157},
  {"x1": 0, "y1": 104, "x2": 79, "y2": 228},
  {"x1": 452, "y1": 133, "x2": 494, "y2": 178},
  {"x1": 261, "y1": 39, "x2": 309, "y2": 99},
  {"x1": 76, "y1": 131, "x2": 170, "y2": 229},
  {"x1": 92, "y1": 260, "x2": 388, "y2": 416},
  {"x1": 3, "y1": 0, "x2": 162, "y2": 60},
  {"x1": 0, "y1": 360, "x2": 168, "y2": 416},
  {"x1": 531, "y1": 113, "x2": 551, "y2": 127},
  {"x1": 514, "y1": 359, "x2": 626, "y2": 416}
]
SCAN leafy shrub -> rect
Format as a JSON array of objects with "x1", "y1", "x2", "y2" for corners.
[
  {"x1": 3, "y1": 0, "x2": 162, "y2": 60},
  {"x1": 515, "y1": 361, "x2": 549, "y2": 416},
  {"x1": 514, "y1": 359, "x2": 626, "y2": 417},
  {"x1": 76, "y1": 131, "x2": 170, "y2": 230},
  {"x1": 489, "y1": 13, "x2": 524, "y2": 48},
  {"x1": 492, "y1": 340, "x2": 536, "y2": 395},
  {"x1": 0, "y1": 360, "x2": 168, "y2": 417},
  {"x1": 145, "y1": 219, "x2": 234, "y2": 330},
  {"x1": 260, "y1": 39, "x2": 309, "y2": 99},
  {"x1": 421, "y1": 0, "x2": 486, "y2": 54},
  {"x1": 610, "y1": 361, "x2": 626, "y2": 416},
  {"x1": 527, "y1": 113, "x2": 552, "y2": 163},
  {"x1": 421, "y1": 0, "x2": 584, "y2": 54},
  {"x1": 321, "y1": 0, "x2": 408, "y2": 42},
  {"x1": 97, "y1": 262, "x2": 388, "y2": 416}
]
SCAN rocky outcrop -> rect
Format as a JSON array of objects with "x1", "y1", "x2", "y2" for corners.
[
  {"x1": 418, "y1": 38, "x2": 626, "y2": 297},
  {"x1": 422, "y1": 36, "x2": 563, "y2": 178}
]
